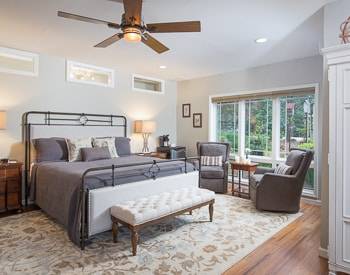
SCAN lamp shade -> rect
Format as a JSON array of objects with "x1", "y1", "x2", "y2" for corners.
[
  {"x1": 134, "y1": 120, "x2": 156, "y2": 134},
  {"x1": 0, "y1": 111, "x2": 6, "y2": 130}
]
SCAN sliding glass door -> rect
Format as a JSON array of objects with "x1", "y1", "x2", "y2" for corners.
[{"x1": 214, "y1": 91, "x2": 317, "y2": 197}]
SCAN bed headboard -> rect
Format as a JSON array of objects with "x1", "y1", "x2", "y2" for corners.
[{"x1": 22, "y1": 111, "x2": 127, "y2": 206}]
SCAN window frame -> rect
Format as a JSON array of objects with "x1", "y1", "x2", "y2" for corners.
[
  {"x1": 66, "y1": 60, "x2": 115, "y2": 88},
  {"x1": 132, "y1": 74, "x2": 165, "y2": 94},
  {"x1": 0, "y1": 46, "x2": 39, "y2": 77},
  {"x1": 209, "y1": 84, "x2": 320, "y2": 198}
]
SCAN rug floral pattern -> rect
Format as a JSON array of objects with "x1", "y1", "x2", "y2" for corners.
[{"x1": 0, "y1": 195, "x2": 301, "y2": 275}]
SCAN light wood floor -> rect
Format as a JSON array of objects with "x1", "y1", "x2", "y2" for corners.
[{"x1": 224, "y1": 201, "x2": 328, "y2": 275}]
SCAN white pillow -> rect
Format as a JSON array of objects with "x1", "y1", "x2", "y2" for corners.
[
  {"x1": 92, "y1": 137, "x2": 118, "y2": 158},
  {"x1": 66, "y1": 137, "x2": 92, "y2": 162},
  {"x1": 275, "y1": 163, "x2": 293, "y2": 175}
]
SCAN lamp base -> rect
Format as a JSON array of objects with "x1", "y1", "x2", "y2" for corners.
[{"x1": 142, "y1": 133, "x2": 151, "y2": 153}]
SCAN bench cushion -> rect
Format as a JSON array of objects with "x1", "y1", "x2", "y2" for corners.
[{"x1": 111, "y1": 187, "x2": 215, "y2": 226}]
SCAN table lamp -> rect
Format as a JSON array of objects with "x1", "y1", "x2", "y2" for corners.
[
  {"x1": 134, "y1": 120, "x2": 156, "y2": 153},
  {"x1": 0, "y1": 111, "x2": 6, "y2": 130}
]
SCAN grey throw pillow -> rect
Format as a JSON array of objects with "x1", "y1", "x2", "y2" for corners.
[
  {"x1": 81, "y1": 147, "x2": 111, "y2": 162},
  {"x1": 32, "y1": 138, "x2": 68, "y2": 162},
  {"x1": 275, "y1": 163, "x2": 293, "y2": 175},
  {"x1": 115, "y1": 137, "x2": 132, "y2": 156}
]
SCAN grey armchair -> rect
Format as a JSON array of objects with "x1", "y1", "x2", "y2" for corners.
[
  {"x1": 197, "y1": 142, "x2": 230, "y2": 193},
  {"x1": 250, "y1": 148, "x2": 314, "y2": 213}
]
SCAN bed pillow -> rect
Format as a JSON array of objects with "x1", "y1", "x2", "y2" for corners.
[
  {"x1": 32, "y1": 138, "x2": 68, "y2": 162},
  {"x1": 92, "y1": 137, "x2": 118, "y2": 158},
  {"x1": 66, "y1": 137, "x2": 92, "y2": 162},
  {"x1": 81, "y1": 147, "x2": 111, "y2": 162},
  {"x1": 115, "y1": 137, "x2": 131, "y2": 156}
]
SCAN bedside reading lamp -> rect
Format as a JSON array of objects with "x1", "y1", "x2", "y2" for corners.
[{"x1": 134, "y1": 120, "x2": 156, "y2": 153}]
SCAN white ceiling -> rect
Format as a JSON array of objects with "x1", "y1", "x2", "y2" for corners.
[{"x1": 0, "y1": 0, "x2": 331, "y2": 80}]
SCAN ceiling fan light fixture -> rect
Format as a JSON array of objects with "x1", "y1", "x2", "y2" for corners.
[{"x1": 124, "y1": 27, "x2": 142, "y2": 42}]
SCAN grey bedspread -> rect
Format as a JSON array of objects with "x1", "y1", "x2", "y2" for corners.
[{"x1": 30, "y1": 156, "x2": 195, "y2": 246}]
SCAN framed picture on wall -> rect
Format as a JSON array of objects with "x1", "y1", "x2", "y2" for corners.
[
  {"x1": 182, "y1": 103, "x2": 191, "y2": 118},
  {"x1": 193, "y1": 113, "x2": 202, "y2": 128}
]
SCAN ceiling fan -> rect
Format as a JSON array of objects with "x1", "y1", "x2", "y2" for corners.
[{"x1": 57, "y1": 0, "x2": 201, "y2": 54}]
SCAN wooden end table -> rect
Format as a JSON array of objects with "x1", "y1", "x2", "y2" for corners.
[{"x1": 230, "y1": 161, "x2": 258, "y2": 199}]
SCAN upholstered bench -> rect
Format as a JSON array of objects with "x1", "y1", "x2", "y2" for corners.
[{"x1": 110, "y1": 187, "x2": 215, "y2": 256}]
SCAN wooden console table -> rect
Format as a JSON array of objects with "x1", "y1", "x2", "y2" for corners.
[{"x1": 230, "y1": 161, "x2": 258, "y2": 199}]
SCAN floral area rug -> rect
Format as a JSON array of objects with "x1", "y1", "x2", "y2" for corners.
[{"x1": 0, "y1": 195, "x2": 301, "y2": 275}]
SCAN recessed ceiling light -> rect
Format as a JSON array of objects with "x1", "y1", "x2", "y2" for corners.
[
  {"x1": 255, "y1": 38, "x2": 268, "y2": 44},
  {"x1": 159, "y1": 65, "x2": 167, "y2": 69}
]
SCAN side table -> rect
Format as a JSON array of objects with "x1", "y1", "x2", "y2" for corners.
[{"x1": 230, "y1": 161, "x2": 258, "y2": 199}]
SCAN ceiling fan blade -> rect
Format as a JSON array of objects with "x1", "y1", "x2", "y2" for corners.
[
  {"x1": 141, "y1": 33, "x2": 169, "y2": 54},
  {"x1": 94, "y1": 33, "x2": 124, "y2": 48},
  {"x1": 123, "y1": 0, "x2": 142, "y2": 25},
  {"x1": 57, "y1": 11, "x2": 120, "y2": 29},
  {"x1": 147, "y1": 21, "x2": 201, "y2": 33}
]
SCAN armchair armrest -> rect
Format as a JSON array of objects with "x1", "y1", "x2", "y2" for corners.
[{"x1": 255, "y1": 167, "x2": 275, "y2": 174}]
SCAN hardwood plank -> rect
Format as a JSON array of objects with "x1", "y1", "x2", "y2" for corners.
[{"x1": 224, "y1": 202, "x2": 328, "y2": 275}]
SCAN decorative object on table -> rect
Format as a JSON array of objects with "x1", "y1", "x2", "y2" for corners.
[
  {"x1": 159, "y1": 134, "x2": 170, "y2": 147},
  {"x1": 245, "y1": 148, "x2": 251, "y2": 160},
  {"x1": 0, "y1": 162, "x2": 22, "y2": 213},
  {"x1": 230, "y1": 161, "x2": 258, "y2": 199},
  {"x1": 182, "y1": 103, "x2": 191, "y2": 118},
  {"x1": 340, "y1": 16, "x2": 350, "y2": 44},
  {"x1": 134, "y1": 120, "x2": 156, "y2": 153},
  {"x1": 0, "y1": 110, "x2": 6, "y2": 130},
  {"x1": 193, "y1": 113, "x2": 202, "y2": 128},
  {"x1": 157, "y1": 146, "x2": 186, "y2": 159},
  {"x1": 250, "y1": 148, "x2": 314, "y2": 213},
  {"x1": 197, "y1": 142, "x2": 230, "y2": 193}
]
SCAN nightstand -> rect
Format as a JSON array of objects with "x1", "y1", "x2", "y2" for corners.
[
  {"x1": 156, "y1": 146, "x2": 186, "y2": 159},
  {"x1": 0, "y1": 162, "x2": 22, "y2": 213}
]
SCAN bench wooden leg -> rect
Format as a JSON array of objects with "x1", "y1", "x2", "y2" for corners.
[
  {"x1": 189, "y1": 210, "x2": 193, "y2": 215},
  {"x1": 131, "y1": 229, "x2": 139, "y2": 256},
  {"x1": 112, "y1": 221, "x2": 118, "y2": 243},
  {"x1": 209, "y1": 203, "x2": 214, "y2": 222}
]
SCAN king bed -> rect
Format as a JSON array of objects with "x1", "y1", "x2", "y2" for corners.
[{"x1": 23, "y1": 111, "x2": 198, "y2": 249}]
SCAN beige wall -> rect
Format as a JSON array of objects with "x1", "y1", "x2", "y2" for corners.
[{"x1": 0, "y1": 52, "x2": 177, "y2": 160}]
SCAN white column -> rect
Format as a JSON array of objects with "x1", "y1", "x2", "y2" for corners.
[
  {"x1": 272, "y1": 97, "x2": 280, "y2": 167},
  {"x1": 238, "y1": 100, "x2": 246, "y2": 157}
]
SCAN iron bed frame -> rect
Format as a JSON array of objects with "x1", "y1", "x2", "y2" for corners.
[{"x1": 22, "y1": 111, "x2": 199, "y2": 250}]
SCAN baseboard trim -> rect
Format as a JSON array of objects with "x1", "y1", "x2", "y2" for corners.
[
  {"x1": 302, "y1": 197, "x2": 321, "y2": 206},
  {"x1": 319, "y1": 247, "x2": 328, "y2": 259}
]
